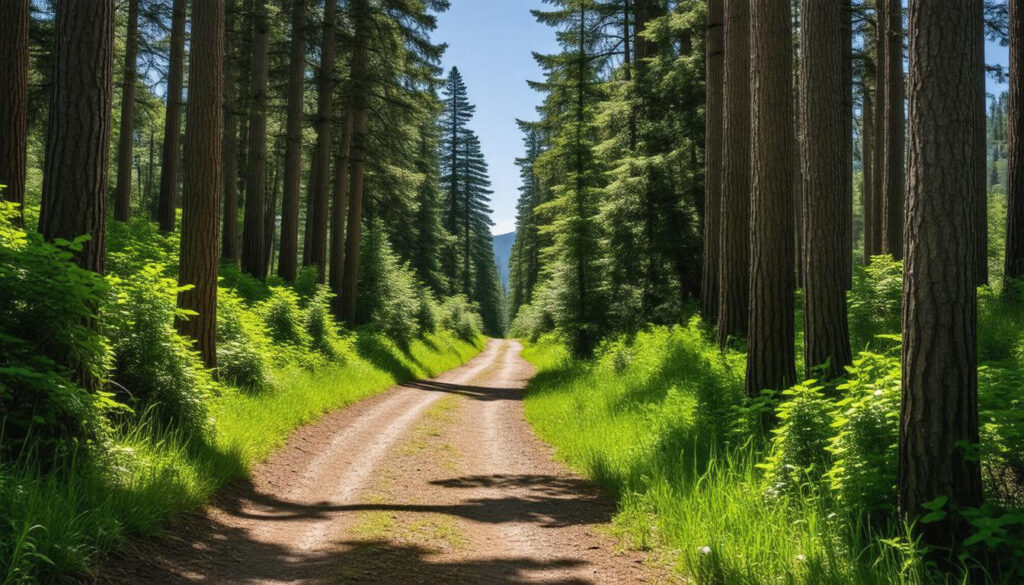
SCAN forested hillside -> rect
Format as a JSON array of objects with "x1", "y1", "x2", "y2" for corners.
[{"x1": 3, "y1": 0, "x2": 1024, "y2": 584}]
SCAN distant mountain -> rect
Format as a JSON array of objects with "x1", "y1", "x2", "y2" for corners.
[{"x1": 492, "y1": 231, "x2": 516, "y2": 293}]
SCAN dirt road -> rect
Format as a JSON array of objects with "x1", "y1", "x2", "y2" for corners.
[{"x1": 101, "y1": 339, "x2": 674, "y2": 584}]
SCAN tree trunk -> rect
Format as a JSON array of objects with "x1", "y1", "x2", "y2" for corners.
[
  {"x1": 746, "y1": 0, "x2": 796, "y2": 398},
  {"x1": 900, "y1": 0, "x2": 984, "y2": 549},
  {"x1": 1008, "y1": 0, "x2": 1024, "y2": 287},
  {"x1": 701, "y1": 0, "x2": 724, "y2": 323},
  {"x1": 863, "y1": 68, "x2": 875, "y2": 265},
  {"x1": 278, "y1": 0, "x2": 306, "y2": 281},
  {"x1": 973, "y1": 4, "x2": 988, "y2": 286},
  {"x1": 177, "y1": 0, "x2": 224, "y2": 369},
  {"x1": 0, "y1": 0, "x2": 29, "y2": 225},
  {"x1": 800, "y1": 0, "x2": 852, "y2": 379},
  {"x1": 114, "y1": 0, "x2": 140, "y2": 222},
  {"x1": 341, "y1": 0, "x2": 370, "y2": 325},
  {"x1": 881, "y1": 0, "x2": 905, "y2": 259},
  {"x1": 304, "y1": 0, "x2": 336, "y2": 282},
  {"x1": 39, "y1": 0, "x2": 114, "y2": 274},
  {"x1": 871, "y1": 2, "x2": 887, "y2": 258},
  {"x1": 841, "y1": 0, "x2": 853, "y2": 289},
  {"x1": 329, "y1": 112, "x2": 353, "y2": 317},
  {"x1": 240, "y1": 0, "x2": 269, "y2": 279},
  {"x1": 716, "y1": 0, "x2": 751, "y2": 346},
  {"x1": 263, "y1": 151, "x2": 280, "y2": 274},
  {"x1": 157, "y1": 0, "x2": 186, "y2": 232},
  {"x1": 222, "y1": 0, "x2": 240, "y2": 262}
]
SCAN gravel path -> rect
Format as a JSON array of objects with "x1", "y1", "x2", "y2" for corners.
[{"x1": 99, "y1": 339, "x2": 675, "y2": 585}]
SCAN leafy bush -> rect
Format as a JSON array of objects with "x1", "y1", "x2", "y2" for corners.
[
  {"x1": 258, "y1": 287, "x2": 309, "y2": 347},
  {"x1": 216, "y1": 288, "x2": 273, "y2": 392},
  {"x1": 979, "y1": 365, "x2": 1024, "y2": 508},
  {"x1": 305, "y1": 287, "x2": 341, "y2": 356},
  {"x1": 292, "y1": 265, "x2": 320, "y2": 301},
  {"x1": 826, "y1": 352, "x2": 900, "y2": 517},
  {"x1": 416, "y1": 290, "x2": 440, "y2": 334},
  {"x1": 104, "y1": 265, "x2": 215, "y2": 435},
  {"x1": 0, "y1": 202, "x2": 117, "y2": 458},
  {"x1": 509, "y1": 285, "x2": 558, "y2": 341},
  {"x1": 977, "y1": 288, "x2": 1024, "y2": 363},
  {"x1": 848, "y1": 254, "x2": 903, "y2": 349},
  {"x1": 439, "y1": 294, "x2": 484, "y2": 340},
  {"x1": 760, "y1": 382, "x2": 834, "y2": 497},
  {"x1": 356, "y1": 222, "x2": 421, "y2": 343}
]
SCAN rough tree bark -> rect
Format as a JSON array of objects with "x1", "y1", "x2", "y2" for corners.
[
  {"x1": 747, "y1": 0, "x2": 796, "y2": 398},
  {"x1": 715, "y1": 0, "x2": 751, "y2": 346},
  {"x1": 0, "y1": 0, "x2": 29, "y2": 224},
  {"x1": 871, "y1": 2, "x2": 887, "y2": 258},
  {"x1": 900, "y1": 0, "x2": 984, "y2": 549},
  {"x1": 329, "y1": 113, "x2": 353, "y2": 317},
  {"x1": 304, "y1": 0, "x2": 336, "y2": 281},
  {"x1": 157, "y1": 0, "x2": 186, "y2": 232},
  {"x1": 278, "y1": 0, "x2": 307, "y2": 281},
  {"x1": 39, "y1": 0, "x2": 114, "y2": 274},
  {"x1": 222, "y1": 0, "x2": 240, "y2": 262},
  {"x1": 1008, "y1": 0, "x2": 1024, "y2": 288},
  {"x1": 863, "y1": 63, "x2": 876, "y2": 265},
  {"x1": 240, "y1": 0, "x2": 269, "y2": 279},
  {"x1": 341, "y1": 0, "x2": 371, "y2": 324},
  {"x1": 114, "y1": 0, "x2": 140, "y2": 222},
  {"x1": 841, "y1": 0, "x2": 853, "y2": 289},
  {"x1": 701, "y1": 0, "x2": 724, "y2": 323},
  {"x1": 881, "y1": 0, "x2": 904, "y2": 259},
  {"x1": 800, "y1": 0, "x2": 852, "y2": 378},
  {"x1": 178, "y1": 0, "x2": 224, "y2": 369}
]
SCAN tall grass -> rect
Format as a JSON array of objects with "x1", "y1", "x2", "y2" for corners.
[
  {"x1": 1, "y1": 330, "x2": 483, "y2": 583},
  {"x1": 521, "y1": 325, "x2": 941, "y2": 585}
]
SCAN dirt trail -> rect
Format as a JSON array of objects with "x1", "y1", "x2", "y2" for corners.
[{"x1": 100, "y1": 339, "x2": 675, "y2": 585}]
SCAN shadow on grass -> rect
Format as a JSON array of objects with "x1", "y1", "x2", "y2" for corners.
[{"x1": 354, "y1": 332, "x2": 417, "y2": 381}]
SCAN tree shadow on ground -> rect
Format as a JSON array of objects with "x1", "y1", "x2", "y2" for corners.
[{"x1": 97, "y1": 470, "x2": 610, "y2": 585}]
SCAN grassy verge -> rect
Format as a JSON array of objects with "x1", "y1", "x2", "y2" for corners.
[
  {"x1": 520, "y1": 325, "x2": 931, "y2": 585},
  {"x1": 1, "y1": 330, "x2": 484, "y2": 583}
]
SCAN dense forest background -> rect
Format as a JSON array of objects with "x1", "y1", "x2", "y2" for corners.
[{"x1": 4, "y1": 0, "x2": 1024, "y2": 583}]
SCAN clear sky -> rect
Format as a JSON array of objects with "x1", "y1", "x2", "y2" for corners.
[
  {"x1": 435, "y1": 0, "x2": 557, "y2": 236},
  {"x1": 435, "y1": 3, "x2": 1012, "y2": 236}
]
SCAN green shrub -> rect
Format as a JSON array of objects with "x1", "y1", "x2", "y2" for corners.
[
  {"x1": 258, "y1": 287, "x2": 309, "y2": 346},
  {"x1": 979, "y1": 365, "x2": 1024, "y2": 508},
  {"x1": 416, "y1": 290, "x2": 441, "y2": 334},
  {"x1": 826, "y1": 351, "x2": 900, "y2": 517},
  {"x1": 356, "y1": 222, "x2": 421, "y2": 343},
  {"x1": 848, "y1": 254, "x2": 903, "y2": 349},
  {"x1": 292, "y1": 265, "x2": 320, "y2": 301},
  {"x1": 760, "y1": 382, "x2": 834, "y2": 497},
  {"x1": 216, "y1": 288, "x2": 273, "y2": 391},
  {"x1": 106, "y1": 218, "x2": 179, "y2": 276},
  {"x1": 977, "y1": 288, "x2": 1024, "y2": 363},
  {"x1": 0, "y1": 202, "x2": 118, "y2": 458},
  {"x1": 104, "y1": 265, "x2": 215, "y2": 436},
  {"x1": 439, "y1": 294, "x2": 484, "y2": 340},
  {"x1": 305, "y1": 287, "x2": 341, "y2": 356}
]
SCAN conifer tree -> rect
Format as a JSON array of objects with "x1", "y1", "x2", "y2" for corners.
[{"x1": 532, "y1": 0, "x2": 607, "y2": 356}]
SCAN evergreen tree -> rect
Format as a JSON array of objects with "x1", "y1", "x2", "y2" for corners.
[{"x1": 531, "y1": 0, "x2": 608, "y2": 356}]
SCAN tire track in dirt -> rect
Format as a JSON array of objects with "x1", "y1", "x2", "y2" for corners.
[{"x1": 98, "y1": 339, "x2": 675, "y2": 585}]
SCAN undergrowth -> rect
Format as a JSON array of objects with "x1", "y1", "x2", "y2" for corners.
[
  {"x1": 522, "y1": 302, "x2": 1024, "y2": 584},
  {"x1": 0, "y1": 209, "x2": 487, "y2": 583}
]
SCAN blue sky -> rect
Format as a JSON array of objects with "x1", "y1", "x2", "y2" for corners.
[
  {"x1": 435, "y1": 3, "x2": 1012, "y2": 236},
  {"x1": 435, "y1": 0, "x2": 557, "y2": 236}
]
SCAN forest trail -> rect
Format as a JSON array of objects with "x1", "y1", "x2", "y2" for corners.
[{"x1": 99, "y1": 339, "x2": 674, "y2": 585}]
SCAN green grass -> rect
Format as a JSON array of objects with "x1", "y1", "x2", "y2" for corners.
[
  {"x1": 1, "y1": 330, "x2": 484, "y2": 584},
  {"x1": 520, "y1": 324, "x2": 938, "y2": 585}
]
